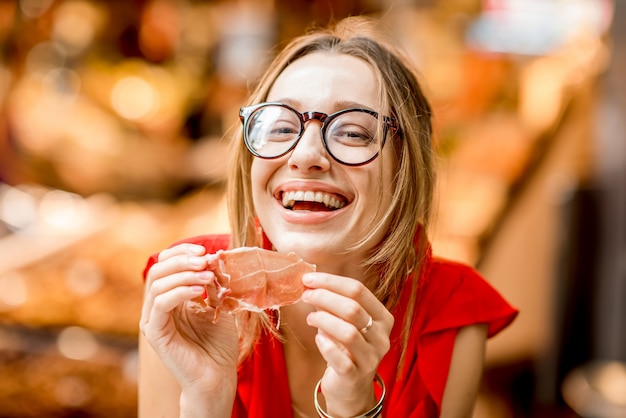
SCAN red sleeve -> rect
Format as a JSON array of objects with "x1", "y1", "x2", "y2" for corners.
[
  {"x1": 421, "y1": 259, "x2": 518, "y2": 338},
  {"x1": 417, "y1": 258, "x2": 518, "y2": 408},
  {"x1": 141, "y1": 234, "x2": 231, "y2": 280},
  {"x1": 380, "y1": 258, "x2": 518, "y2": 417}
]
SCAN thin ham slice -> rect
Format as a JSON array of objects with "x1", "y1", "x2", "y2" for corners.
[{"x1": 200, "y1": 247, "x2": 315, "y2": 321}]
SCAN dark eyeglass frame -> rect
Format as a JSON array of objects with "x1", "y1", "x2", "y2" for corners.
[{"x1": 239, "y1": 102, "x2": 401, "y2": 166}]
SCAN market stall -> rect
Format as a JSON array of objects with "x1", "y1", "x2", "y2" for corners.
[{"x1": 0, "y1": 1, "x2": 614, "y2": 416}]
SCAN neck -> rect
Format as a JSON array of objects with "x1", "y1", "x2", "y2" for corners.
[
  {"x1": 312, "y1": 261, "x2": 379, "y2": 294},
  {"x1": 281, "y1": 302, "x2": 327, "y2": 418},
  {"x1": 280, "y1": 301, "x2": 320, "y2": 353}
]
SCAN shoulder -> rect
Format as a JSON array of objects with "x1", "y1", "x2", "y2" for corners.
[
  {"x1": 417, "y1": 256, "x2": 488, "y2": 304},
  {"x1": 416, "y1": 256, "x2": 518, "y2": 338},
  {"x1": 141, "y1": 234, "x2": 231, "y2": 280},
  {"x1": 382, "y1": 256, "x2": 515, "y2": 415}
]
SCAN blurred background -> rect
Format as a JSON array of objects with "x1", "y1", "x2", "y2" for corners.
[{"x1": 0, "y1": 0, "x2": 624, "y2": 417}]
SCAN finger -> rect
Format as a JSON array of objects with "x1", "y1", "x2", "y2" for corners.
[
  {"x1": 141, "y1": 285, "x2": 206, "y2": 337},
  {"x1": 303, "y1": 272, "x2": 371, "y2": 298},
  {"x1": 146, "y1": 254, "x2": 209, "y2": 287},
  {"x1": 307, "y1": 309, "x2": 385, "y2": 358},
  {"x1": 309, "y1": 309, "x2": 391, "y2": 367},
  {"x1": 148, "y1": 270, "x2": 214, "y2": 300},
  {"x1": 303, "y1": 273, "x2": 395, "y2": 335},
  {"x1": 157, "y1": 243, "x2": 206, "y2": 262},
  {"x1": 141, "y1": 270, "x2": 214, "y2": 326},
  {"x1": 315, "y1": 332, "x2": 358, "y2": 375},
  {"x1": 302, "y1": 273, "x2": 379, "y2": 312},
  {"x1": 315, "y1": 330, "x2": 380, "y2": 380},
  {"x1": 308, "y1": 309, "x2": 369, "y2": 348},
  {"x1": 302, "y1": 288, "x2": 373, "y2": 334}
]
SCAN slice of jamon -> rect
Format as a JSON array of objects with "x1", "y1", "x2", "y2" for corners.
[{"x1": 200, "y1": 247, "x2": 315, "y2": 321}]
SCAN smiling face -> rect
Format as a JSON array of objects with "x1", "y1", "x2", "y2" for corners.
[{"x1": 250, "y1": 52, "x2": 397, "y2": 276}]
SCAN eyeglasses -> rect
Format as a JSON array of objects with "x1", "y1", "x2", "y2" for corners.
[{"x1": 239, "y1": 102, "x2": 400, "y2": 166}]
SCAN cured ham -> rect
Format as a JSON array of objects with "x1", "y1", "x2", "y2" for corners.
[{"x1": 198, "y1": 247, "x2": 315, "y2": 321}]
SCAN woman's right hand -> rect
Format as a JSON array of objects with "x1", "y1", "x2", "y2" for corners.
[{"x1": 140, "y1": 243, "x2": 239, "y2": 401}]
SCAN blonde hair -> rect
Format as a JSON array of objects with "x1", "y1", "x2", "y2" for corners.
[{"x1": 227, "y1": 16, "x2": 435, "y2": 363}]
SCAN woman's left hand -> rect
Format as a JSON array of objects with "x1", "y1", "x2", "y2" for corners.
[{"x1": 301, "y1": 272, "x2": 395, "y2": 417}]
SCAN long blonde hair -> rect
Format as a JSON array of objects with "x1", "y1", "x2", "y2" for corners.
[{"x1": 227, "y1": 16, "x2": 435, "y2": 363}]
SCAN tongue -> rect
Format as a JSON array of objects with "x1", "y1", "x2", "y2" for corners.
[{"x1": 291, "y1": 201, "x2": 333, "y2": 211}]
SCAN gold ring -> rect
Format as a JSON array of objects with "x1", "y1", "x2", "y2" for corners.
[{"x1": 359, "y1": 316, "x2": 373, "y2": 335}]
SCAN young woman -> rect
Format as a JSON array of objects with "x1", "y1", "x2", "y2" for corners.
[{"x1": 139, "y1": 16, "x2": 517, "y2": 418}]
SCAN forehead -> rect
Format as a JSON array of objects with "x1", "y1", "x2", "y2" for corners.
[{"x1": 267, "y1": 52, "x2": 381, "y2": 112}]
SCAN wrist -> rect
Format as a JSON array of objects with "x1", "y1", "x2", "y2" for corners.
[
  {"x1": 179, "y1": 375, "x2": 236, "y2": 418},
  {"x1": 314, "y1": 374, "x2": 386, "y2": 418}
]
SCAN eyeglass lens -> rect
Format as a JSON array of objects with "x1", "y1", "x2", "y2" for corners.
[{"x1": 245, "y1": 105, "x2": 382, "y2": 165}]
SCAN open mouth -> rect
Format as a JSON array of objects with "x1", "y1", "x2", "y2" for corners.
[{"x1": 280, "y1": 190, "x2": 347, "y2": 211}]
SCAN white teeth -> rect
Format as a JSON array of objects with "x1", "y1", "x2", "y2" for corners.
[{"x1": 281, "y1": 190, "x2": 346, "y2": 209}]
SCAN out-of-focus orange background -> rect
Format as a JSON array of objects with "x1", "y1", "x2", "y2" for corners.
[{"x1": 0, "y1": 1, "x2": 624, "y2": 417}]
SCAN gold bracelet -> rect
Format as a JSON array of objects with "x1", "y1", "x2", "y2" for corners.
[{"x1": 313, "y1": 373, "x2": 386, "y2": 418}]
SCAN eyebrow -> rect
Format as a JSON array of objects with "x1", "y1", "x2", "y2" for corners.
[{"x1": 270, "y1": 98, "x2": 376, "y2": 113}]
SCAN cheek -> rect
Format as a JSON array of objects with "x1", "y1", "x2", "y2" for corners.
[
  {"x1": 250, "y1": 158, "x2": 273, "y2": 188},
  {"x1": 355, "y1": 163, "x2": 395, "y2": 223}
]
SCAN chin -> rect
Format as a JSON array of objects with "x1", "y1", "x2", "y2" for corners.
[{"x1": 268, "y1": 232, "x2": 338, "y2": 263}]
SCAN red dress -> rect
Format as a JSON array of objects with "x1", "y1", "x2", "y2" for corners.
[{"x1": 143, "y1": 234, "x2": 518, "y2": 417}]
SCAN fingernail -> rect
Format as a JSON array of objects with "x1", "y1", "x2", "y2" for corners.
[
  {"x1": 305, "y1": 312, "x2": 315, "y2": 326},
  {"x1": 196, "y1": 271, "x2": 213, "y2": 281},
  {"x1": 188, "y1": 245, "x2": 205, "y2": 255},
  {"x1": 301, "y1": 289, "x2": 312, "y2": 302},
  {"x1": 315, "y1": 333, "x2": 329, "y2": 347},
  {"x1": 190, "y1": 285, "x2": 205, "y2": 294},
  {"x1": 302, "y1": 273, "x2": 315, "y2": 285}
]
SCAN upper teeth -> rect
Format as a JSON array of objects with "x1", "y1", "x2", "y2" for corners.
[{"x1": 281, "y1": 190, "x2": 346, "y2": 209}]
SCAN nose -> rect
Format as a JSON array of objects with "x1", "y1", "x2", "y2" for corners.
[{"x1": 287, "y1": 121, "x2": 331, "y2": 172}]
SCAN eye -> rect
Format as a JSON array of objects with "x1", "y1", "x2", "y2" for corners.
[
  {"x1": 331, "y1": 125, "x2": 375, "y2": 145},
  {"x1": 327, "y1": 112, "x2": 379, "y2": 147},
  {"x1": 250, "y1": 108, "x2": 301, "y2": 143},
  {"x1": 268, "y1": 119, "x2": 300, "y2": 140}
]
